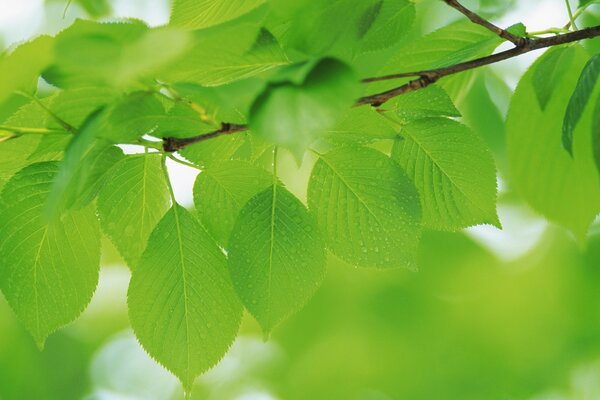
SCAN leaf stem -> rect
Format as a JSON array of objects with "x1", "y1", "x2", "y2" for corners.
[
  {"x1": 16, "y1": 91, "x2": 78, "y2": 134},
  {"x1": 565, "y1": 0, "x2": 578, "y2": 30},
  {"x1": 0, "y1": 125, "x2": 66, "y2": 135}
]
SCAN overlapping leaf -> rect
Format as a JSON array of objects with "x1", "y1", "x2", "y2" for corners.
[
  {"x1": 193, "y1": 160, "x2": 272, "y2": 246},
  {"x1": 392, "y1": 118, "x2": 499, "y2": 230},
  {"x1": 97, "y1": 154, "x2": 171, "y2": 269},
  {"x1": 228, "y1": 184, "x2": 326, "y2": 333}
]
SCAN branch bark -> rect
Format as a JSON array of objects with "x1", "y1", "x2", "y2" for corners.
[
  {"x1": 163, "y1": 123, "x2": 247, "y2": 152},
  {"x1": 442, "y1": 0, "x2": 526, "y2": 46}
]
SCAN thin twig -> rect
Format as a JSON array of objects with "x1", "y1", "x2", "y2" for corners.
[
  {"x1": 163, "y1": 123, "x2": 247, "y2": 152},
  {"x1": 443, "y1": 0, "x2": 527, "y2": 46}
]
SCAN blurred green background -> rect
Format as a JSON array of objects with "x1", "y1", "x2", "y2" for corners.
[{"x1": 1, "y1": 0, "x2": 600, "y2": 399}]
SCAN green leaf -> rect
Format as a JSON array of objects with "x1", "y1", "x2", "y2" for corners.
[
  {"x1": 321, "y1": 106, "x2": 397, "y2": 145},
  {"x1": 44, "y1": 20, "x2": 190, "y2": 88},
  {"x1": 507, "y1": 46, "x2": 600, "y2": 241},
  {"x1": 5, "y1": 87, "x2": 118, "y2": 131},
  {"x1": 128, "y1": 204, "x2": 242, "y2": 390},
  {"x1": 563, "y1": 53, "x2": 600, "y2": 155},
  {"x1": 45, "y1": 109, "x2": 120, "y2": 217},
  {"x1": 532, "y1": 46, "x2": 575, "y2": 110},
  {"x1": 102, "y1": 92, "x2": 166, "y2": 143},
  {"x1": 170, "y1": 0, "x2": 266, "y2": 30},
  {"x1": 391, "y1": 118, "x2": 500, "y2": 230},
  {"x1": 384, "y1": 84, "x2": 460, "y2": 124},
  {"x1": 308, "y1": 146, "x2": 421, "y2": 269},
  {"x1": 97, "y1": 154, "x2": 171, "y2": 269},
  {"x1": 250, "y1": 58, "x2": 358, "y2": 160},
  {"x1": 357, "y1": 0, "x2": 416, "y2": 53},
  {"x1": 180, "y1": 133, "x2": 248, "y2": 167},
  {"x1": 160, "y1": 24, "x2": 288, "y2": 87},
  {"x1": 0, "y1": 162, "x2": 100, "y2": 347},
  {"x1": 228, "y1": 184, "x2": 326, "y2": 334},
  {"x1": 269, "y1": 0, "x2": 414, "y2": 60},
  {"x1": 376, "y1": 21, "x2": 503, "y2": 77},
  {"x1": 592, "y1": 93, "x2": 600, "y2": 175},
  {"x1": 193, "y1": 160, "x2": 272, "y2": 246},
  {"x1": 0, "y1": 135, "x2": 41, "y2": 192},
  {"x1": 0, "y1": 35, "x2": 54, "y2": 104}
]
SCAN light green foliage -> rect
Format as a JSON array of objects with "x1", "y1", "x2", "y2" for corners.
[
  {"x1": 160, "y1": 23, "x2": 288, "y2": 87},
  {"x1": 170, "y1": 0, "x2": 266, "y2": 30},
  {"x1": 250, "y1": 58, "x2": 358, "y2": 160},
  {"x1": 0, "y1": 136, "x2": 40, "y2": 192},
  {"x1": 0, "y1": 162, "x2": 100, "y2": 347},
  {"x1": 97, "y1": 154, "x2": 171, "y2": 269},
  {"x1": 594, "y1": 95, "x2": 600, "y2": 174},
  {"x1": 321, "y1": 107, "x2": 397, "y2": 145},
  {"x1": 128, "y1": 205, "x2": 242, "y2": 389},
  {"x1": 507, "y1": 46, "x2": 600, "y2": 241},
  {"x1": 44, "y1": 110, "x2": 113, "y2": 217},
  {"x1": 563, "y1": 53, "x2": 600, "y2": 154},
  {"x1": 392, "y1": 118, "x2": 500, "y2": 230},
  {"x1": 44, "y1": 20, "x2": 190, "y2": 88},
  {"x1": 193, "y1": 160, "x2": 272, "y2": 246},
  {"x1": 385, "y1": 85, "x2": 460, "y2": 124},
  {"x1": 5, "y1": 87, "x2": 118, "y2": 131},
  {"x1": 0, "y1": 36, "x2": 54, "y2": 104},
  {"x1": 228, "y1": 184, "x2": 326, "y2": 333},
  {"x1": 377, "y1": 21, "x2": 503, "y2": 76},
  {"x1": 308, "y1": 146, "x2": 421, "y2": 269},
  {"x1": 181, "y1": 134, "x2": 248, "y2": 167},
  {"x1": 101, "y1": 92, "x2": 166, "y2": 143},
  {"x1": 268, "y1": 0, "x2": 415, "y2": 60},
  {"x1": 3, "y1": 0, "x2": 600, "y2": 393}
]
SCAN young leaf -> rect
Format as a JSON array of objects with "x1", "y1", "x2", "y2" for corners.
[
  {"x1": 170, "y1": 0, "x2": 266, "y2": 30},
  {"x1": 562, "y1": 53, "x2": 600, "y2": 155},
  {"x1": 228, "y1": 184, "x2": 327, "y2": 334},
  {"x1": 250, "y1": 58, "x2": 358, "y2": 161},
  {"x1": 392, "y1": 118, "x2": 500, "y2": 230},
  {"x1": 128, "y1": 205, "x2": 242, "y2": 390},
  {"x1": 507, "y1": 46, "x2": 600, "y2": 241},
  {"x1": 0, "y1": 162, "x2": 100, "y2": 347},
  {"x1": 193, "y1": 160, "x2": 272, "y2": 246},
  {"x1": 308, "y1": 146, "x2": 422, "y2": 269},
  {"x1": 97, "y1": 154, "x2": 171, "y2": 269}
]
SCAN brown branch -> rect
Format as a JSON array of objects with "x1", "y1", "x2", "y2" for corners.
[
  {"x1": 442, "y1": 0, "x2": 526, "y2": 46},
  {"x1": 163, "y1": 24, "x2": 600, "y2": 151},
  {"x1": 163, "y1": 123, "x2": 247, "y2": 152},
  {"x1": 357, "y1": 25, "x2": 600, "y2": 106}
]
